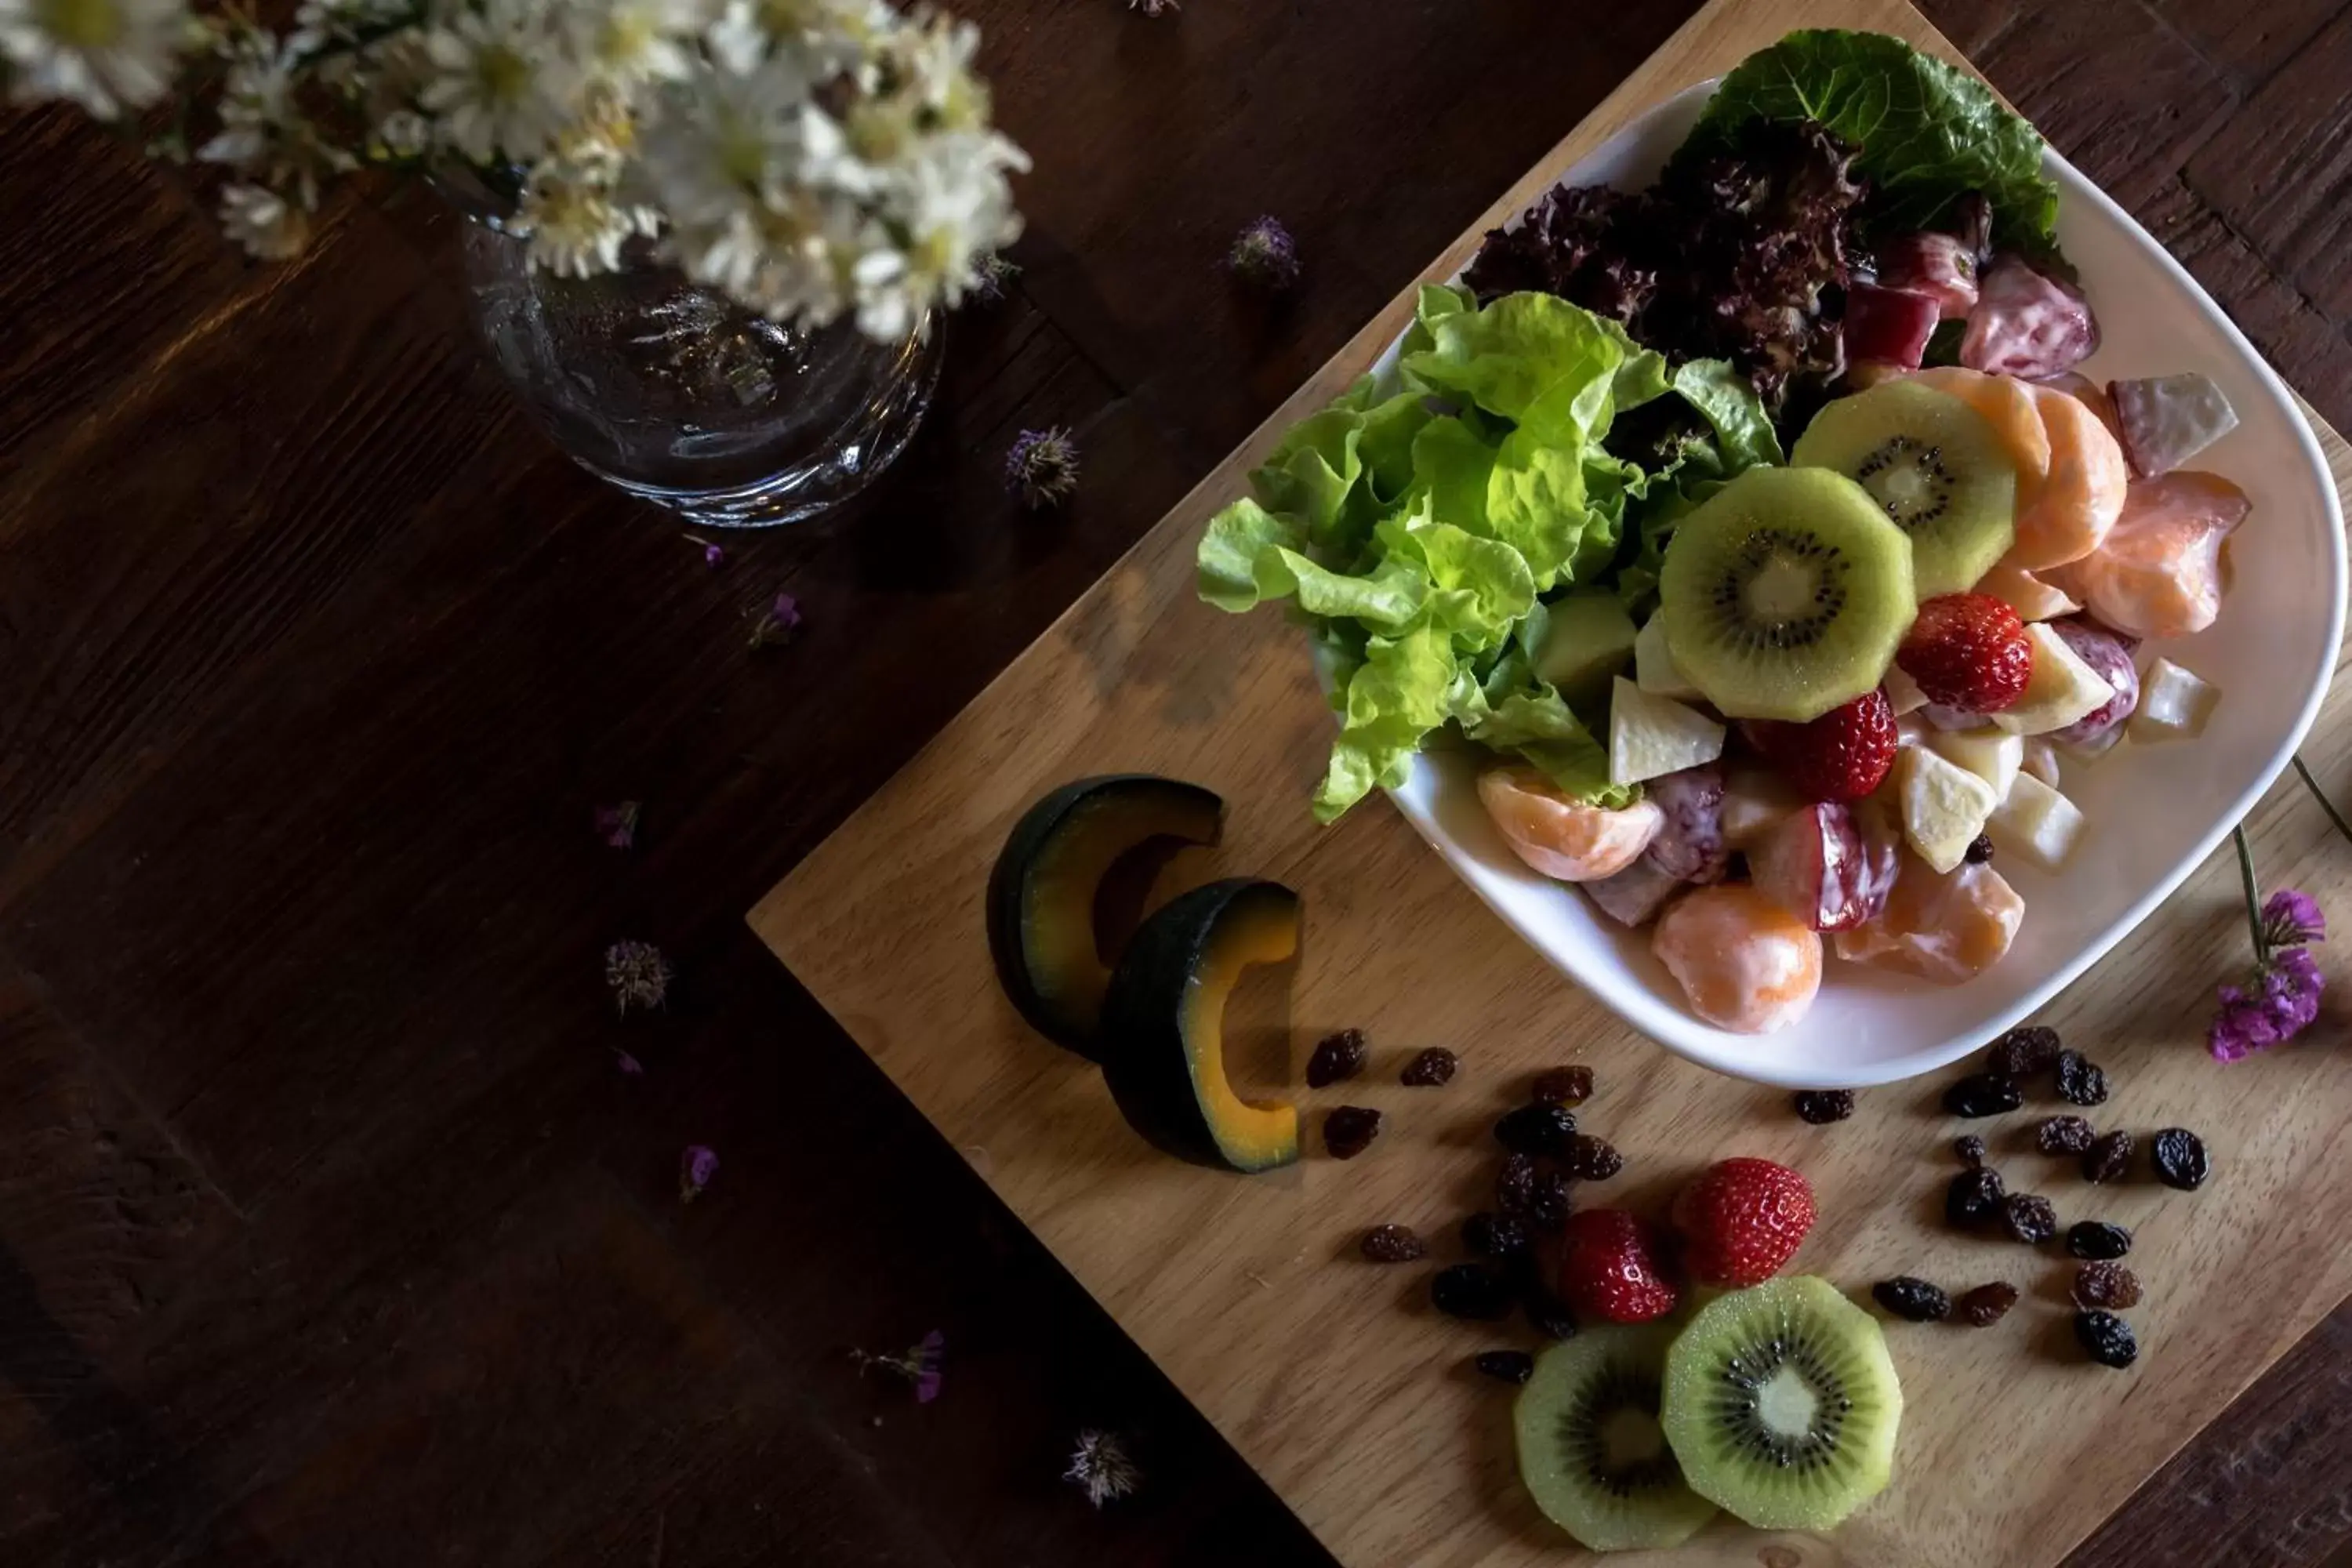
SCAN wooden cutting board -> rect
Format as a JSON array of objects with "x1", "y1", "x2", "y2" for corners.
[{"x1": 750, "y1": 0, "x2": 2352, "y2": 1561}]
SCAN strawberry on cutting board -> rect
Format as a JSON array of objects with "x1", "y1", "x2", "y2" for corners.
[{"x1": 1672, "y1": 1157, "x2": 1817, "y2": 1287}]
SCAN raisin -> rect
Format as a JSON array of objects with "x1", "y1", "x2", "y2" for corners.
[
  {"x1": 2072, "y1": 1261, "x2": 2143, "y2": 1311},
  {"x1": 1461, "y1": 1211, "x2": 1530, "y2": 1261},
  {"x1": 1359, "y1": 1224, "x2": 1425, "y2": 1262},
  {"x1": 1523, "y1": 1283, "x2": 1578, "y2": 1341},
  {"x1": 1964, "y1": 833, "x2": 1995, "y2": 865},
  {"x1": 1305, "y1": 1029, "x2": 1367, "y2": 1087},
  {"x1": 1323, "y1": 1106, "x2": 1382, "y2": 1160},
  {"x1": 1956, "y1": 1282, "x2": 2020, "y2": 1326},
  {"x1": 1528, "y1": 1171, "x2": 1573, "y2": 1232},
  {"x1": 1494, "y1": 1103, "x2": 1578, "y2": 1156},
  {"x1": 1954, "y1": 1134, "x2": 1987, "y2": 1167},
  {"x1": 1988, "y1": 1025, "x2": 2062, "y2": 1079},
  {"x1": 2066, "y1": 1221, "x2": 2132, "y2": 1260},
  {"x1": 1947, "y1": 1167, "x2": 2007, "y2": 1228},
  {"x1": 2056, "y1": 1050, "x2": 2110, "y2": 1106},
  {"x1": 1944, "y1": 1073, "x2": 2024, "y2": 1118},
  {"x1": 2037, "y1": 1115, "x2": 2096, "y2": 1156},
  {"x1": 2082, "y1": 1129, "x2": 2132, "y2": 1184},
  {"x1": 1432, "y1": 1264, "x2": 1514, "y2": 1321},
  {"x1": 1566, "y1": 1134, "x2": 1624, "y2": 1181},
  {"x1": 1872, "y1": 1276, "x2": 1951, "y2": 1322},
  {"x1": 1495, "y1": 1153, "x2": 1537, "y2": 1215},
  {"x1": 1794, "y1": 1089, "x2": 1856, "y2": 1123},
  {"x1": 2152, "y1": 1127, "x2": 2210, "y2": 1190},
  {"x1": 2074, "y1": 1308, "x2": 2139, "y2": 1368},
  {"x1": 1530, "y1": 1066, "x2": 1594, "y2": 1105},
  {"x1": 1399, "y1": 1047, "x2": 1459, "y2": 1087},
  {"x1": 2001, "y1": 1192, "x2": 2059, "y2": 1244},
  {"x1": 1474, "y1": 1350, "x2": 1535, "y2": 1385}
]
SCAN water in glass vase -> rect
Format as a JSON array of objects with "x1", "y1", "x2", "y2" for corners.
[{"x1": 460, "y1": 222, "x2": 942, "y2": 528}]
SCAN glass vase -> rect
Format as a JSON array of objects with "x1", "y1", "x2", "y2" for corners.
[{"x1": 456, "y1": 219, "x2": 942, "y2": 528}]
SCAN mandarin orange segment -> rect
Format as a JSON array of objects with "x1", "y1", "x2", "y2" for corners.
[
  {"x1": 2070, "y1": 471, "x2": 2251, "y2": 639},
  {"x1": 1832, "y1": 856, "x2": 2024, "y2": 984},
  {"x1": 1652, "y1": 884, "x2": 1824, "y2": 1033},
  {"x1": 1478, "y1": 766, "x2": 1664, "y2": 884},
  {"x1": 2005, "y1": 386, "x2": 2129, "y2": 571}
]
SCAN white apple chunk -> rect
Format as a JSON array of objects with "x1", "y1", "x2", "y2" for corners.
[
  {"x1": 1720, "y1": 764, "x2": 1804, "y2": 849},
  {"x1": 2020, "y1": 738, "x2": 2061, "y2": 788},
  {"x1": 1993, "y1": 622, "x2": 2115, "y2": 736},
  {"x1": 1986, "y1": 772, "x2": 2086, "y2": 871},
  {"x1": 1929, "y1": 729, "x2": 2024, "y2": 801},
  {"x1": 1896, "y1": 745, "x2": 2001, "y2": 873},
  {"x1": 1882, "y1": 663, "x2": 1929, "y2": 716},
  {"x1": 2130, "y1": 658, "x2": 2220, "y2": 740},
  {"x1": 1608, "y1": 677, "x2": 1725, "y2": 787},
  {"x1": 1633, "y1": 614, "x2": 1704, "y2": 700}
]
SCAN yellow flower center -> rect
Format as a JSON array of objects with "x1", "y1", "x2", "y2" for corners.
[
  {"x1": 36, "y1": 0, "x2": 124, "y2": 49},
  {"x1": 475, "y1": 42, "x2": 532, "y2": 106}
]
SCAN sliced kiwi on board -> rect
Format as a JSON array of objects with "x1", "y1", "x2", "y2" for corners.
[
  {"x1": 1515, "y1": 1324, "x2": 1719, "y2": 1552},
  {"x1": 1661, "y1": 1275, "x2": 1904, "y2": 1534},
  {"x1": 1657, "y1": 467, "x2": 1916, "y2": 723},
  {"x1": 1791, "y1": 379, "x2": 2019, "y2": 597}
]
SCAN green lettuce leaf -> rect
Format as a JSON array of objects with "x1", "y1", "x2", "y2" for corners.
[
  {"x1": 1402, "y1": 292, "x2": 1625, "y2": 445},
  {"x1": 1680, "y1": 28, "x2": 2059, "y2": 251},
  {"x1": 1316, "y1": 624, "x2": 1457, "y2": 822}
]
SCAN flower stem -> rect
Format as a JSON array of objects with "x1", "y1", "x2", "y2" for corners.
[
  {"x1": 2292, "y1": 755, "x2": 2352, "y2": 849},
  {"x1": 2234, "y1": 824, "x2": 2269, "y2": 966}
]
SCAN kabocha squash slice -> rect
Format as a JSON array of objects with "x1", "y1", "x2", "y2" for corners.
[
  {"x1": 1098, "y1": 878, "x2": 1302, "y2": 1173},
  {"x1": 986, "y1": 775, "x2": 1224, "y2": 1058}
]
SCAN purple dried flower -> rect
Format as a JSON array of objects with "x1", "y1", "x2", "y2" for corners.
[
  {"x1": 604, "y1": 940, "x2": 673, "y2": 1014},
  {"x1": 678, "y1": 1144, "x2": 718, "y2": 1202},
  {"x1": 1064, "y1": 1428, "x2": 1139, "y2": 1507},
  {"x1": 614, "y1": 1050, "x2": 644, "y2": 1076},
  {"x1": 2211, "y1": 828, "x2": 2326, "y2": 1062},
  {"x1": 970, "y1": 252, "x2": 1019, "y2": 304},
  {"x1": 2262, "y1": 888, "x2": 2327, "y2": 949},
  {"x1": 1226, "y1": 216, "x2": 1300, "y2": 290},
  {"x1": 594, "y1": 801, "x2": 640, "y2": 850},
  {"x1": 685, "y1": 533, "x2": 724, "y2": 567},
  {"x1": 1004, "y1": 428, "x2": 1080, "y2": 510},
  {"x1": 855, "y1": 1329, "x2": 946, "y2": 1402},
  {"x1": 1127, "y1": 0, "x2": 1178, "y2": 13},
  {"x1": 749, "y1": 592, "x2": 803, "y2": 649}
]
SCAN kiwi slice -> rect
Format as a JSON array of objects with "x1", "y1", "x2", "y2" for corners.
[
  {"x1": 1791, "y1": 379, "x2": 2019, "y2": 597},
  {"x1": 1657, "y1": 467, "x2": 1916, "y2": 722},
  {"x1": 1515, "y1": 1325, "x2": 1719, "y2": 1552},
  {"x1": 1661, "y1": 1276, "x2": 1904, "y2": 1534}
]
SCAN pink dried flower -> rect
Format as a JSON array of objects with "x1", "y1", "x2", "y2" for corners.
[
  {"x1": 2263, "y1": 887, "x2": 2327, "y2": 949},
  {"x1": 614, "y1": 1050, "x2": 644, "y2": 1076},
  {"x1": 853, "y1": 1329, "x2": 946, "y2": 1403},
  {"x1": 1004, "y1": 428, "x2": 1080, "y2": 510},
  {"x1": 686, "y1": 533, "x2": 724, "y2": 567},
  {"x1": 678, "y1": 1144, "x2": 718, "y2": 1202},
  {"x1": 1128, "y1": 0, "x2": 1178, "y2": 14},
  {"x1": 1226, "y1": 216, "x2": 1300, "y2": 290},
  {"x1": 604, "y1": 940, "x2": 673, "y2": 1014},
  {"x1": 971, "y1": 252, "x2": 1019, "y2": 303},
  {"x1": 594, "y1": 801, "x2": 640, "y2": 849},
  {"x1": 749, "y1": 592, "x2": 803, "y2": 649},
  {"x1": 2210, "y1": 828, "x2": 2325, "y2": 1062}
]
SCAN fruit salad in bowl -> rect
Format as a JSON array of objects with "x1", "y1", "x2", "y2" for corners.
[{"x1": 1195, "y1": 30, "x2": 2344, "y2": 1083}]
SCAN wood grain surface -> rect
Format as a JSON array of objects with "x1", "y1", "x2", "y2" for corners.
[
  {"x1": 752, "y1": 1, "x2": 2352, "y2": 1563},
  {"x1": 7, "y1": 0, "x2": 2352, "y2": 1562}
]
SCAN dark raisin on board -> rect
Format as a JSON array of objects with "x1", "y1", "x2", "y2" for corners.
[
  {"x1": 1566, "y1": 1134, "x2": 1624, "y2": 1181},
  {"x1": 2072, "y1": 1261, "x2": 2143, "y2": 1311},
  {"x1": 2152, "y1": 1127, "x2": 2211, "y2": 1190},
  {"x1": 2056, "y1": 1050, "x2": 2111, "y2": 1106},
  {"x1": 1400, "y1": 1047, "x2": 1459, "y2": 1087},
  {"x1": 2083, "y1": 1129, "x2": 2133, "y2": 1184},
  {"x1": 1528, "y1": 1171, "x2": 1573, "y2": 1233},
  {"x1": 1323, "y1": 1106, "x2": 1382, "y2": 1160},
  {"x1": 1359, "y1": 1225, "x2": 1425, "y2": 1263},
  {"x1": 1944, "y1": 1073, "x2": 2024, "y2": 1119},
  {"x1": 1494, "y1": 1103, "x2": 1579, "y2": 1156},
  {"x1": 2067, "y1": 1221, "x2": 2132, "y2": 1261},
  {"x1": 1432, "y1": 1264, "x2": 1515, "y2": 1321},
  {"x1": 1964, "y1": 833, "x2": 1995, "y2": 865},
  {"x1": 1956, "y1": 1282, "x2": 2020, "y2": 1326},
  {"x1": 1954, "y1": 1134, "x2": 1987, "y2": 1167},
  {"x1": 2001, "y1": 1192, "x2": 2060, "y2": 1245},
  {"x1": 1873, "y1": 1276, "x2": 1952, "y2": 1322},
  {"x1": 2038, "y1": 1115, "x2": 2096, "y2": 1156},
  {"x1": 1523, "y1": 1284, "x2": 1578, "y2": 1341},
  {"x1": 1947, "y1": 1167, "x2": 2007, "y2": 1229},
  {"x1": 1496, "y1": 1153, "x2": 1537, "y2": 1215},
  {"x1": 1530, "y1": 1066, "x2": 1594, "y2": 1105},
  {"x1": 1474, "y1": 1350, "x2": 1536, "y2": 1385},
  {"x1": 1794, "y1": 1089, "x2": 1856, "y2": 1123},
  {"x1": 2074, "y1": 1308, "x2": 2139, "y2": 1368},
  {"x1": 1305, "y1": 1029, "x2": 1368, "y2": 1088},
  {"x1": 1988, "y1": 1025, "x2": 2062, "y2": 1079},
  {"x1": 1461, "y1": 1211, "x2": 1530, "y2": 1261}
]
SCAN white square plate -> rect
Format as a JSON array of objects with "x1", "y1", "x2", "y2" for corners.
[{"x1": 1368, "y1": 81, "x2": 2346, "y2": 1087}]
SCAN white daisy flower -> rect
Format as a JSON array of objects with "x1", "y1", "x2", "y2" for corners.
[
  {"x1": 514, "y1": 165, "x2": 656, "y2": 276},
  {"x1": 0, "y1": 0, "x2": 190, "y2": 119},
  {"x1": 573, "y1": 0, "x2": 703, "y2": 87},
  {"x1": 196, "y1": 35, "x2": 296, "y2": 169},
  {"x1": 218, "y1": 181, "x2": 311, "y2": 260},
  {"x1": 418, "y1": 0, "x2": 579, "y2": 163}
]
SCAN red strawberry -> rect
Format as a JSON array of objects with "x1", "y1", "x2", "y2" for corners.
[
  {"x1": 1745, "y1": 689, "x2": 1897, "y2": 803},
  {"x1": 1556, "y1": 1209, "x2": 1679, "y2": 1323},
  {"x1": 1896, "y1": 593, "x2": 2034, "y2": 713},
  {"x1": 1672, "y1": 1157, "x2": 1817, "y2": 1287}
]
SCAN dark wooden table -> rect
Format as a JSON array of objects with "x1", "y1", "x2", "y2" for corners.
[{"x1": 5, "y1": 2, "x2": 2352, "y2": 1563}]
